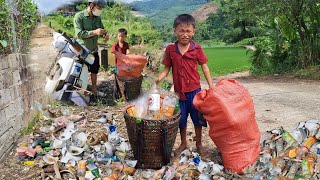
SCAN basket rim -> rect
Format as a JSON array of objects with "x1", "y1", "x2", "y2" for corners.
[
  {"x1": 117, "y1": 75, "x2": 143, "y2": 81},
  {"x1": 124, "y1": 108, "x2": 180, "y2": 122}
]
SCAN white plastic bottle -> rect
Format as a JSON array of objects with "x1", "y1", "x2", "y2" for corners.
[{"x1": 148, "y1": 84, "x2": 161, "y2": 119}]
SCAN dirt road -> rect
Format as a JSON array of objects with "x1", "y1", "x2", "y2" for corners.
[{"x1": 219, "y1": 74, "x2": 320, "y2": 131}]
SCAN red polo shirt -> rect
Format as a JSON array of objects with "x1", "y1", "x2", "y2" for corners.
[
  {"x1": 162, "y1": 41, "x2": 208, "y2": 100},
  {"x1": 111, "y1": 41, "x2": 129, "y2": 65}
]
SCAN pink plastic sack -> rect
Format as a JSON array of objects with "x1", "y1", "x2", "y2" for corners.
[
  {"x1": 115, "y1": 52, "x2": 147, "y2": 78},
  {"x1": 193, "y1": 79, "x2": 260, "y2": 174}
]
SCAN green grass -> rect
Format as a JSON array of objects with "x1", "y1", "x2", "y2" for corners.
[
  {"x1": 202, "y1": 47, "x2": 251, "y2": 77},
  {"x1": 20, "y1": 112, "x2": 41, "y2": 135}
]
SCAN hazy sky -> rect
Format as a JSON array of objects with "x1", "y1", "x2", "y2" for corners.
[{"x1": 35, "y1": 0, "x2": 141, "y2": 14}]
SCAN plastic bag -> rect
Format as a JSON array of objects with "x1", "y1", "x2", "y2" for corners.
[
  {"x1": 193, "y1": 79, "x2": 260, "y2": 174},
  {"x1": 127, "y1": 94, "x2": 148, "y2": 119},
  {"x1": 115, "y1": 52, "x2": 147, "y2": 78}
]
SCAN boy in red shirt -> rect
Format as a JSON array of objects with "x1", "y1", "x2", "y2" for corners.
[
  {"x1": 156, "y1": 14, "x2": 213, "y2": 156},
  {"x1": 111, "y1": 28, "x2": 130, "y2": 101}
]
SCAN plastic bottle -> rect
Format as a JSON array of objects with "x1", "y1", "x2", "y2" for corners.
[
  {"x1": 60, "y1": 106, "x2": 70, "y2": 116},
  {"x1": 173, "y1": 100, "x2": 180, "y2": 115},
  {"x1": 32, "y1": 137, "x2": 45, "y2": 148},
  {"x1": 126, "y1": 105, "x2": 135, "y2": 117},
  {"x1": 310, "y1": 141, "x2": 320, "y2": 154},
  {"x1": 148, "y1": 84, "x2": 161, "y2": 118},
  {"x1": 276, "y1": 159, "x2": 285, "y2": 171},
  {"x1": 302, "y1": 159, "x2": 311, "y2": 179},
  {"x1": 87, "y1": 163, "x2": 101, "y2": 178},
  {"x1": 42, "y1": 140, "x2": 51, "y2": 148},
  {"x1": 133, "y1": 95, "x2": 148, "y2": 120},
  {"x1": 77, "y1": 160, "x2": 86, "y2": 178},
  {"x1": 307, "y1": 156, "x2": 315, "y2": 176},
  {"x1": 110, "y1": 162, "x2": 136, "y2": 176},
  {"x1": 280, "y1": 160, "x2": 292, "y2": 177},
  {"x1": 260, "y1": 152, "x2": 271, "y2": 163},
  {"x1": 303, "y1": 136, "x2": 317, "y2": 150},
  {"x1": 269, "y1": 141, "x2": 277, "y2": 158},
  {"x1": 286, "y1": 162, "x2": 298, "y2": 179},
  {"x1": 281, "y1": 129, "x2": 298, "y2": 151},
  {"x1": 275, "y1": 139, "x2": 285, "y2": 157},
  {"x1": 269, "y1": 166, "x2": 281, "y2": 176},
  {"x1": 296, "y1": 137, "x2": 317, "y2": 160},
  {"x1": 314, "y1": 156, "x2": 320, "y2": 174},
  {"x1": 23, "y1": 160, "x2": 36, "y2": 166},
  {"x1": 162, "y1": 95, "x2": 177, "y2": 117},
  {"x1": 108, "y1": 125, "x2": 120, "y2": 145},
  {"x1": 287, "y1": 147, "x2": 298, "y2": 158},
  {"x1": 253, "y1": 172, "x2": 262, "y2": 180},
  {"x1": 296, "y1": 146, "x2": 308, "y2": 159},
  {"x1": 34, "y1": 145, "x2": 44, "y2": 155}
]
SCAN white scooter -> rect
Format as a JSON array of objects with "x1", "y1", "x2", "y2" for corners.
[{"x1": 44, "y1": 32, "x2": 95, "y2": 106}]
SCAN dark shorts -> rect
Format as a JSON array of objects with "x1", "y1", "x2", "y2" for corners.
[
  {"x1": 88, "y1": 52, "x2": 100, "y2": 74},
  {"x1": 179, "y1": 88, "x2": 201, "y2": 129}
]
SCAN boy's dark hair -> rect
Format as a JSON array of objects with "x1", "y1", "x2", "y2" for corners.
[
  {"x1": 173, "y1": 14, "x2": 195, "y2": 28},
  {"x1": 118, "y1": 28, "x2": 127, "y2": 35}
]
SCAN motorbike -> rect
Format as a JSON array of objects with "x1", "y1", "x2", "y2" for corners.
[{"x1": 44, "y1": 32, "x2": 95, "y2": 106}]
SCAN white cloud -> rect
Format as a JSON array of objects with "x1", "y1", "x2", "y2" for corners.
[
  {"x1": 35, "y1": 0, "x2": 73, "y2": 14},
  {"x1": 118, "y1": 0, "x2": 140, "y2": 2}
]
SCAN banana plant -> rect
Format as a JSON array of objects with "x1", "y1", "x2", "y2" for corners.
[{"x1": 0, "y1": 40, "x2": 7, "y2": 48}]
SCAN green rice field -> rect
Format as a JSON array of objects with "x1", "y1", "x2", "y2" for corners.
[{"x1": 202, "y1": 47, "x2": 251, "y2": 77}]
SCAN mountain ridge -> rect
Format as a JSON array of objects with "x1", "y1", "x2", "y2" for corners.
[{"x1": 192, "y1": 2, "x2": 217, "y2": 22}]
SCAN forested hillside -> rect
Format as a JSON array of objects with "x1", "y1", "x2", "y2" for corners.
[{"x1": 130, "y1": 0, "x2": 209, "y2": 28}]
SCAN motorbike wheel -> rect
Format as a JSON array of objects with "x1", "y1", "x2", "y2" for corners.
[{"x1": 52, "y1": 65, "x2": 64, "y2": 91}]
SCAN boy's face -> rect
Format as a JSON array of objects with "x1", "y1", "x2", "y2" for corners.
[
  {"x1": 117, "y1": 33, "x2": 127, "y2": 43},
  {"x1": 174, "y1": 23, "x2": 195, "y2": 45}
]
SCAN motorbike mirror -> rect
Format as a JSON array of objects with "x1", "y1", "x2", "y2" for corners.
[{"x1": 85, "y1": 54, "x2": 95, "y2": 65}]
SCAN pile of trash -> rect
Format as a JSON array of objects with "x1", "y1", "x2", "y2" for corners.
[
  {"x1": 247, "y1": 119, "x2": 320, "y2": 179},
  {"x1": 14, "y1": 100, "x2": 320, "y2": 179},
  {"x1": 14, "y1": 101, "x2": 224, "y2": 180}
]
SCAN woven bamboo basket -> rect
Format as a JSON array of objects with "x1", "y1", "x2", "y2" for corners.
[
  {"x1": 124, "y1": 110, "x2": 180, "y2": 169},
  {"x1": 117, "y1": 75, "x2": 143, "y2": 101}
]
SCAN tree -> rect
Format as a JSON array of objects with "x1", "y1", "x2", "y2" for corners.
[
  {"x1": 201, "y1": 0, "x2": 262, "y2": 43},
  {"x1": 240, "y1": 0, "x2": 320, "y2": 69}
]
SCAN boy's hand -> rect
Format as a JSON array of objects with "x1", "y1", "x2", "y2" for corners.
[
  {"x1": 155, "y1": 78, "x2": 161, "y2": 85},
  {"x1": 102, "y1": 34, "x2": 109, "y2": 41}
]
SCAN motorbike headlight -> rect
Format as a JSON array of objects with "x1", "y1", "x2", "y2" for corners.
[{"x1": 85, "y1": 54, "x2": 95, "y2": 65}]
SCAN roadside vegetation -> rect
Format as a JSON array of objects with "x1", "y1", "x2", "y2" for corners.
[
  {"x1": 0, "y1": 0, "x2": 39, "y2": 55},
  {"x1": 197, "y1": 0, "x2": 320, "y2": 79}
]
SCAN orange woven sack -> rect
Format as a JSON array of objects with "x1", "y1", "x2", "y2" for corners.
[
  {"x1": 115, "y1": 52, "x2": 147, "y2": 78},
  {"x1": 193, "y1": 79, "x2": 260, "y2": 174}
]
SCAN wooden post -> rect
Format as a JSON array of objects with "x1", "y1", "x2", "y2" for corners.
[{"x1": 101, "y1": 47, "x2": 108, "y2": 70}]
